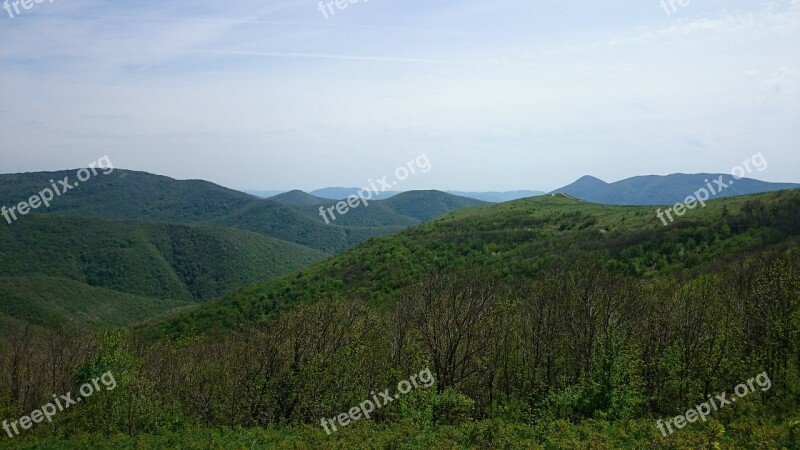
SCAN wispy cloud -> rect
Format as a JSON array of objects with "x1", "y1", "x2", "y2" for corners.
[{"x1": 0, "y1": 0, "x2": 798, "y2": 191}]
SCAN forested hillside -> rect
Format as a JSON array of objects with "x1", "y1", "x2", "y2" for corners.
[
  {"x1": 0, "y1": 214, "x2": 325, "y2": 302},
  {"x1": 0, "y1": 171, "x2": 483, "y2": 254},
  {"x1": 0, "y1": 276, "x2": 190, "y2": 330},
  {"x1": 1, "y1": 191, "x2": 795, "y2": 448},
  {"x1": 0, "y1": 214, "x2": 326, "y2": 331},
  {"x1": 149, "y1": 190, "x2": 800, "y2": 335}
]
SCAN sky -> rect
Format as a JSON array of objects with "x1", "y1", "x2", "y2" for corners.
[{"x1": 0, "y1": 0, "x2": 798, "y2": 192}]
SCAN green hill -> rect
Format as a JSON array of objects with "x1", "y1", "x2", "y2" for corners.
[
  {"x1": 285, "y1": 190, "x2": 487, "y2": 227},
  {"x1": 0, "y1": 170, "x2": 394, "y2": 254},
  {"x1": 0, "y1": 276, "x2": 190, "y2": 330},
  {"x1": 1, "y1": 171, "x2": 484, "y2": 254},
  {"x1": 146, "y1": 189, "x2": 800, "y2": 335},
  {"x1": 0, "y1": 214, "x2": 326, "y2": 302},
  {"x1": 380, "y1": 190, "x2": 487, "y2": 221}
]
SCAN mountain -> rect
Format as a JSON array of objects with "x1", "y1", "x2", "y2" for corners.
[
  {"x1": 269, "y1": 190, "x2": 332, "y2": 206},
  {"x1": 311, "y1": 187, "x2": 401, "y2": 200},
  {"x1": 552, "y1": 173, "x2": 800, "y2": 205},
  {"x1": 310, "y1": 188, "x2": 545, "y2": 203},
  {"x1": 0, "y1": 172, "x2": 485, "y2": 330},
  {"x1": 146, "y1": 189, "x2": 800, "y2": 336},
  {"x1": 380, "y1": 190, "x2": 487, "y2": 222},
  {"x1": 0, "y1": 170, "x2": 402, "y2": 254},
  {"x1": 281, "y1": 190, "x2": 487, "y2": 227},
  {"x1": 446, "y1": 190, "x2": 545, "y2": 202}
]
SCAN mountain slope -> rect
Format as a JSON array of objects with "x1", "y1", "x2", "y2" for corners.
[
  {"x1": 0, "y1": 214, "x2": 326, "y2": 302},
  {"x1": 0, "y1": 170, "x2": 397, "y2": 253},
  {"x1": 552, "y1": 173, "x2": 800, "y2": 205},
  {"x1": 380, "y1": 190, "x2": 487, "y2": 222},
  {"x1": 0, "y1": 276, "x2": 190, "y2": 330},
  {"x1": 146, "y1": 189, "x2": 800, "y2": 336}
]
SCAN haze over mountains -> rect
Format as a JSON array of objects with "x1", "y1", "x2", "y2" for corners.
[
  {"x1": 246, "y1": 174, "x2": 798, "y2": 205},
  {"x1": 552, "y1": 174, "x2": 800, "y2": 205},
  {"x1": 298, "y1": 188, "x2": 546, "y2": 203},
  {"x1": 1, "y1": 167, "x2": 798, "y2": 331}
]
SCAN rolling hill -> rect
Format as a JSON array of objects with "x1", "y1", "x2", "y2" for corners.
[
  {"x1": 307, "y1": 187, "x2": 546, "y2": 203},
  {"x1": 552, "y1": 173, "x2": 800, "y2": 205},
  {"x1": 282, "y1": 190, "x2": 487, "y2": 227},
  {"x1": 1, "y1": 170, "x2": 488, "y2": 254},
  {"x1": 0, "y1": 171, "x2": 490, "y2": 330},
  {"x1": 0, "y1": 170, "x2": 407, "y2": 254},
  {"x1": 146, "y1": 189, "x2": 800, "y2": 336},
  {"x1": 380, "y1": 190, "x2": 487, "y2": 221},
  {"x1": 0, "y1": 214, "x2": 326, "y2": 303}
]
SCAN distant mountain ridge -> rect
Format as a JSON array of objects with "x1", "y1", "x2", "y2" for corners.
[
  {"x1": 446, "y1": 190, "x2": 545, "y2": 202},
  {"x1": 270, "y1": 188, "x2": 545, "y2": 203},
  {"x1": 552, "y1": 173, "x2": 800, "y2": 205},
  {"x1": 274, "y1": 190, "x2": 487, "y2": 227},
  {"x1": 0, "y1": 170, "x2": 397, "y2": 254}
]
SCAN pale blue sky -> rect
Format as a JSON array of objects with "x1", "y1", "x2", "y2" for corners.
[{"x1": 1, "y1": 0, "x2": 798, "y2": 191}]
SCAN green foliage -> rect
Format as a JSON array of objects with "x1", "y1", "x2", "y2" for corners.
[
  {"x1": 1, "y1": 187, "x2": 799, "y2": 448},
  {"x1": 0, "y1": 170, "x2": 477, "y2": 254},
  {"x1": 0, "y1": 214, "x2": 325, "y2": 302},
  {"x1": 431, "y1": 388, "x2": 475, "y2": 425},
  {"x1": 151, "y1": 190, "x2": 800, "y2": 335},
  {"x1": 0, "y1": 213, "x2": 328, "y2": 329},
  {"x1": 2, "y1": 417, "x2": 797, "y2": 449},
  {"x1": 0, "y1": 276, "x2": 189, "y2": 330}
]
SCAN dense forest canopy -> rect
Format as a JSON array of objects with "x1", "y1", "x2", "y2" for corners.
[{"x1": 1, "y1": 190, "x2": 798, "y2": 448}]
